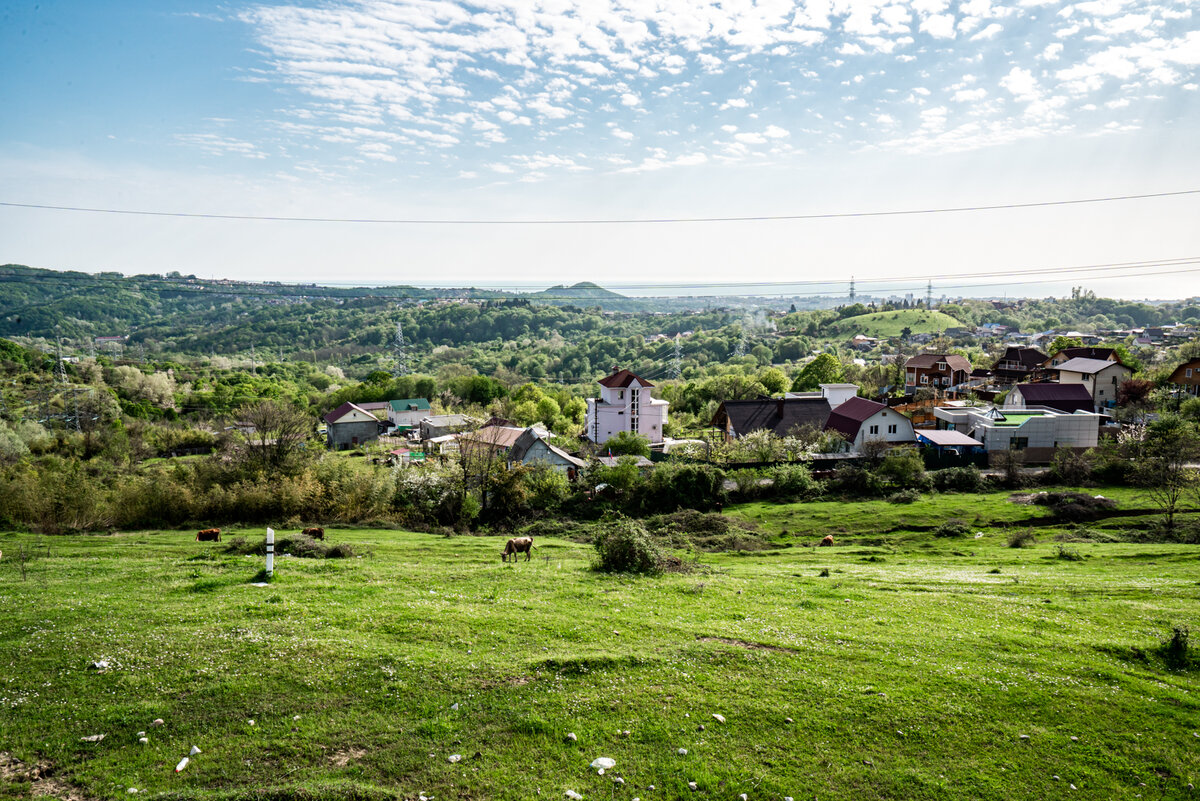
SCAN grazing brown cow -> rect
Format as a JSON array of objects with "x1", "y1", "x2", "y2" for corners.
[
  {"x1": 818, "y1": 535, "x2": 834, "y2": 547},
  {"x1": 302, "y1": 527, "x2": 325, "y2": 540},
  {"x1": 501, "y1": 536, "x2": 534, "y2": 562},
  {"x1": 197, "y1": 528, "x2": 221, "y2": 542}
]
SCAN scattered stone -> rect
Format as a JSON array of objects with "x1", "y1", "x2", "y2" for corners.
[
  {"x1": 448, "y1": 755, "x2": 462, "y2": 763},
  {"x1": 564, "y1": 792, "x2": 582, "y2": 800},
  {"x1": 248, "y1": 720, "x2": 255, "y2": 726},
  {"x1": 566, "y1": 733, "x2": 577, "y2": 742},
  {"x1": 1019, "y1": 735, "x2": 1030, "y2": 740},
  {"x1": 89, "y1": 660, "x2": 110, "y2": 671},
  {"x1": 688, "y1": 782, "x2": 698, "y2": 791},
  {"x1": 613, "y1": 777, "x2": 625, "y2": 786},
  {"x1": 785, "y1": 718, "x2": 793, "y2": 724},
  {"x1": 863, "y1": 760, "x2": 874, "y2": 766},
  {"x1": 293, "y1": 715, "x2": 301, "y2": 721},
  {"x1": 152, "y1": 719, "x2": 164, "y2": 727},
  {"x1": 138, "y1": 738, "x2": 148, "y2": 745},
  {"x1": 127, "y1": 788, "x2": 138, "y2": 794},
  {"x1": 175, "y1": 757, "x2": 189, "y2": 773},
  {"x1": 1070, "y1": 736, "x2": 1078, "y2": 742},
  {"x1": 677, "y1": 748, "x2": 688, "y2": 756},
  {"x1": 712, "y1": 714, "x2": 726, "y2": 724},
  {"x1": 137, "y1": 731, "x2": 146, "y2": 737},
  {"x1": 451, "y1": 703, "x2": 459, "y2": 711},
  {"x1": 1053, "y1": 776, "x2": 1061, "y2": 781},
  {"x1": 698, "y1": 725, "x2": 705, "y2": 731},
  {"x1": 190, "y1": 746, "x2": 202, "y2": 756},
  {"x1": 590, "y1": 757, "x2": 615, "y2": 775},
  {"x1": 80, "y1": 734, "x2": 105, "y2": 743},
  {"x1": 1070, "y1": 784, "x2": 1077, "y2": 790}
]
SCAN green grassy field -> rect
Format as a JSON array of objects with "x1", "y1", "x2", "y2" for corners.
[
  {"x1": 1, "y1": 489, "x2": 1198, "y2": 800},
  {"x1": 831, "y1": 309, "x2": 964, "y2": 337}
]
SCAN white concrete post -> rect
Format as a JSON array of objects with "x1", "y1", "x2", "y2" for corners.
[{"x1": 265, "y1": 527, "x2": 275, "y2": 577}]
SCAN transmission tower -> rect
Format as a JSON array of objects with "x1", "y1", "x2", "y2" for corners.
[
  {"x1": 54, "y1": 331, "x2": 67, "y2": 384},
  {"x1": 671, "y1": 334, "x2": 682, "y2": 380},
  {"x1": 849, "y1": 276, "x2": 856, "y2": 303},
  {"x1": 733, "y1": 328, "x2": 747, "y2": 358},
  {"x1": 393, "y1": 322, "x2": 408, "y2": 376}
]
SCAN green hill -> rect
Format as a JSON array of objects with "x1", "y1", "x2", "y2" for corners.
[{"x1": 831, "y1": 308, "x2": 964, "y2": 337}]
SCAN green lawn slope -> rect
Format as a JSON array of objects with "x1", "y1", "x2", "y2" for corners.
[
  {"x1": 832, "y1": 308, "x2": 964, "y2": 337},
  {"x1": 2, "y1": 487, "x2": 1198, "y2": 800}
]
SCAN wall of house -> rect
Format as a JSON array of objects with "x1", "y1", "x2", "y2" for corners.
[
  {"x1": 853, "y1": 409, "x2": 915, "y2": 450},
  {"x1": 517, "y1": 439, "x2": 576, "y2": 474},
  {"x1": 328, "y1": 420, "x2": 381, "y2": 449},
  {"x1": 973, "y1": 413, "x2": 1098, "y2": 453},
  {"x1": 585, "y1": 384, "x2": 668, "y2": 445}
]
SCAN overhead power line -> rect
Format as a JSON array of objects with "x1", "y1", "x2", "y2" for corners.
[{"x1": 1, "y1": 188, "x2": 1197, "y2": 225}]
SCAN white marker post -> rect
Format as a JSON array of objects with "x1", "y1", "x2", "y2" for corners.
[{"x1": 265, "y1": 527, "x2": 275, "y2": 578}]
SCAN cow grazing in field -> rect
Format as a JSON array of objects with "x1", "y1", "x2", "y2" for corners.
[
  {"x1": 302, "y1": 527, "x2": 325, "y2": 540},
  {"x1": 501, "y1": 536, "x2": 534, "y2": 562},
  {"x1": 196, "y1": 528, "x2": 221, "y2": 542},
  {"x1": 818, "y1": 535, "x2": 834, "y2": 547}
]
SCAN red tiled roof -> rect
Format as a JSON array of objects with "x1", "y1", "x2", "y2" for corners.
[
  {"x1": 599, "y1": 368, "x2": 654, "y2": 388},
  {"x1": 323, "y1": 401, "x2": 376, "y2": 425},
  {"x1": 824, "y1": 396, "x2": 887, "y2": 439}
]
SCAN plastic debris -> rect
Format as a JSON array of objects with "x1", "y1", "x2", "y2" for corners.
[
  {"x1": 127, "y1": 789, "x2": 138, "y2": 794},
  {"x1": 613, "y1": 777, "x2": 625, "y2": 786},
  {"x1": 190, "y1": 746, "x2": 202, "y2": 756},
  {"x1": 293, "y1": 715, "x2": 301, "y2": 721},
  {"x1": 152, "y1": 719, "x2": 164, "y2": 727},
  {"x1": 448, "y1": 754, "x2": 462, "y2": 763},
  {"x1": 89, "y1": 660, "x2": 110, "y2": 671},
  {"x1": 1019, "y1": 734, "x2": 1030, "y2": 740},
  {"x1": 974, "y1": 532, "x2": 984, "y2": 539},
  {"x1": 248, "y1": 720, "x2": 255, "y2": 726},
  {"x1": 739, "y1": 795, "x2": 749, "y2": 800},
  {"x1": 564, "y1": 792, "x2": 583, "y2": 800},
  {"x1": 450, "y1": 703, "x2": 459, "y2": 711},
  {"x1": 175, "y1": 757, "x2": 189, "y2": 773},
  {"x1": 688, "y1": 782, "x2": 698, "y2": 791},
  {"x1": 138, "y1": 738, "x2": 148, "y2": 745},
  {"x1": 566, "y1": 733, "x2": 577, "y2": 742},
  {"x1": 785, "y1": 717, "x2": 793, "y2": 724},
  {"x1": 590, "y1": 757, "x2": 615, "y2": 775},
  {"x1": 712, "y1": 714, "x2": 726, "y2": 724},
  {"x1": 80, "y1": 734, "x2": 105, "y2": 743},
  {"x1": 677, "y1": 748, "x2": 688, "y2": 756},
  {"x1": 137, "y1": 731, "x2": 146, "y2": 737}
]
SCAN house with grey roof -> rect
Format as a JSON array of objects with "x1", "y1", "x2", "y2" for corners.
[
  {"x1": 324, "y1": 402, "x2": 393, "y2": 449},
  {"x1": 1007, "y1": 383, "x2": 1095, "y2": 414},
  {"x1": 1049, "y1": 357, "x2": 1133, "y2": 410},
  {"x1": 508, "y1": 428, "x2": 586, "y2": 478}
]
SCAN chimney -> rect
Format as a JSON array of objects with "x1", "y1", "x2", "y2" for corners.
[
  {"x1": 611, "y1": 365, "x2": 619, "y2": 375},
  {"x1": 777, "y1": 397, "x2": 784, "y2": 418}
]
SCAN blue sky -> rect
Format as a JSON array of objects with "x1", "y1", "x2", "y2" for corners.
[{"x1": 2, "y1": 0, "x2": 1198, "y2": 298}]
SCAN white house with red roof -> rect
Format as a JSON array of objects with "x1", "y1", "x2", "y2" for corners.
[
  {"x1": 823, "y1": 396, "x2": 915, "y2": 452},
  {"x1": 585, "y1": 367, "x2": 669, "y2": 446}
]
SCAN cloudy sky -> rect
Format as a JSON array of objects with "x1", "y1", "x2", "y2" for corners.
[{"x1": 1, "y1": 0, "x2": 1198, "y2": 298}]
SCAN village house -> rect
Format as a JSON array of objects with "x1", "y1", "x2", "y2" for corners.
[
  {"x1": 933, "y1": 404, "x2": 1101, "y2": 463},
  {"x1": 323, "y1": 401, "x2": 393, "y2": 449},
  {"x1": 824, "y1": 396, "x2": 916, "y2": 452},
  {"x1": 508, "y1": 428, "x2": 586, "y2": 477},
  {"x1": 458, "y1": 420, "x2": 528, "y2": 457},
  {"x1": 387, "y1": 398, "x2": 432, "y2": 433},
  {"x1": 990, "y1": 346, "x2": 1049, "y2": 385},
  {"x1": 1049, "y1": 357, "x2": 1134, "y2": 410},
  {"x1": 904, "y1": 353, "x2": 973, "y2": 395},
  {"x1": 711, "y1": 384, "x2": 857, "y2": 442},
  {"x1": 1006, "y1": 383, "x2": 1096, "y2": 414},
  {"x1": 1042, "y1": 347, "x2": 1118, "y2": 369},
  {"x1": 419, "y1": 414, "x2": 476, "y2": 440},
  {"x1": 1167, "y1": 357, "x2": 1200, "y2": 397},
  {"x1": 584, "y1": 367, "x2": 669, "y2": 446}
]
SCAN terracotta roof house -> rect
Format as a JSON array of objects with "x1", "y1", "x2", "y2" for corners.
[
  {"x1": 991, "y1": 347, "x2": 1049, "y2": 385},
  {"x1": 904, "y1": 353, "x2": 973, "y2": 394},
  {"x1": 823, "y1": 396, "x2": 915, "y2": 452},
  {"x1": 1167, "y1": 358, "x2": 1200, "y2": 397},
  {"x1": 323, "y1": 402, "x2": 393, "y2": 449},
  {"x1": 1006, "y1": 383, "x2": 1096, "y2": 414},
  {"x1": 1049, "y1": 357, "x2": 1134, "y2": 410}
]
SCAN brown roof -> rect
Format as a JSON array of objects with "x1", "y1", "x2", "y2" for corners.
[
  {"x1": 323, "y1": 401, "x2": 377, "y2": 425},
  {"x1": 824, "y1": 396, "x2": 888, "y2": 440},
  {"x1": 994, "y1": 347, "x2": 1049, "y2": 369},
  {"x1": 599, "y1": 368, "x2": 654, "y2": 388},
  {"x1": 1050, "y1": 347, "x2": 1117, "y2": 364},
  {"x1": 712, "y1": 397, "x2": 831, "y2": 438},
  {"x1": 458, "y1": 424, "x2": 526, "y2": 450},
  {"x1": 1168, "y1": 358, "x2": 1200, "y2": 383},
  {"x1": 905, "y1": 353, "x2": 973, "y2": 373},
  {"x1": 1011, "y1": 383, "x2": 1094, "y2": 413}
]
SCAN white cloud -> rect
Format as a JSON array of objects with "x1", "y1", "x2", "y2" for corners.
[
  {"x1": 620, "y1": 92, "x2": 641, "y2": 106},
  {"x1": 734, "y1": 132, "x2": 767, "y2": 144},
  {"x1": 971, "y1": 23, "x2": 1004, "y2": 41},
  {"x1": 920, "y1": 14, "x2": 958, "y2": 39},
  {"x1": 1042, "y1": 42, "x2": 1064, "y2": 60},
  {"x1": 1000, "y1": 66, "x2": 1041, "y2": 100}
]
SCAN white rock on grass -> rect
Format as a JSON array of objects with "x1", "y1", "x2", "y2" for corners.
[
  {"x1": 677, "y1": 748, "x2": 688, "y2": 756},
  {"x1": 712, "y1": 714, "x2": 726, "y2": 724},
  {"x1": 688, "y1": 782, "x2": 698, "y2": 791},
  {"x1": 448, "y1": 755, "x2": 462, "y2": 763},
  {"x1": 137, "y1": 731, "x2": 146, "y2": 737},
  {"x1": 80, "y1": 734, "x2": 105, "y2": 743},
  {"x1": 739, "y1": 794, "x2": 749, "y2": 800},
  {"x1": 590, "y1": 757, "x2": 615, "y2": 774},
  {"x1": 127, "y1": 788, "x2": 138, "y2": 794},
  {"x1": 566, "y1": 733, "x2": 577, "y2": 742},
  {"x1": 564, "y1": 791, "x2": 583, "y2": 800},
  {"x1": 152, "y1": 719, "x2": 164, "y2": 727},
  {"x1": 138, "y1": 738, "x2": 148, "y2": 745}
]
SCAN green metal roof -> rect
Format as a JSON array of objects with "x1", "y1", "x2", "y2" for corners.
[{"x1": 388, "y1": 398, "x2": 431, "y2": 412}]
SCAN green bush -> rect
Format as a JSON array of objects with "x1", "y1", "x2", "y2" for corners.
[
  {"x1": 934, "y1": 518, "x2": 970, "y2": 538},
  {"x1": 931, "y1": 466, "x2": 983, "y2": 493},
  {"x1": 1007, "y1": 528, "x2": 1038, "y2": 548},
  {"x1": 1054, "y1": 544, "x2": 1084, "y2": 561},
  {"x1": 768, "y1": 462, "x2": 818, "y2": 499},
  {"x1": 878, "y1": 447, "x2": 930, "y2": 490},
  {"x1": 604, "y1": 431, "x2": 651, "y2": 457},
  {"x1": 1160, "y1": 625, "x2": 1191, "y2": 669},
  {"x1": 635, "y1": 462, "x2": 725, "y2": 513},
  {"x1": 593, "y1": 516, "x2": 665, "y2": 575}
]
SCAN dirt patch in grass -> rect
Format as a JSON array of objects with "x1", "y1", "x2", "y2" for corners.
[
  {"x1": 328, "y1": 747, "x2": 367, "y2": 767},
  {"x1": 1, "y1": 752, "x2": 97, "y2": 801},
  {"x1": 697, "y1": 636, "x2": 801, "y2": 655}
]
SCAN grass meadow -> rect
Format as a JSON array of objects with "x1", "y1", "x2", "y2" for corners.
[{"x1": 1, "y1": 488, "x2": 1198, "y2": 800}]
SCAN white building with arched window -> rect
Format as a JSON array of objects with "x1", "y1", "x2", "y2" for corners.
[{"x1": 584, "y1": 368, "x2": 669, "y2": 446}]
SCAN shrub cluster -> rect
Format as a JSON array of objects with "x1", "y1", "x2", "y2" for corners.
[{"x1": 593, "y1": 516, "x2": 665, "y2": 575}]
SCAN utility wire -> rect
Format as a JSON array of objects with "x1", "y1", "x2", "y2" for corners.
[{"x1": 1, "y1": 188, "x2": 1197, "y2": 225}]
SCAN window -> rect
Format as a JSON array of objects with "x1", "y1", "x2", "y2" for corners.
[
  {"x1": 869, "y1": 425, "x2": 879, "y2": 435},
  {"x1": 618, "y1": 390, "x2": 624, "y2": 400},
  {"x1": 921, "y1": 375, "x2": 929, "y2": 384},
  {"x1": 1188, "y1": 368, "x2": 1194, "y2": 378},
  {"x1": 937, "y1": 361, "x2": 946, "y2": 370},
  {"x1": 888, "y1": 424, "x2": 897, "y2": 434},
  {"x1": 1010, "y1": 437, "x2": 1028, "y2": 450},
  {"x1": 1098, "y1": 390, "x2": 1104, "y2": 397}
]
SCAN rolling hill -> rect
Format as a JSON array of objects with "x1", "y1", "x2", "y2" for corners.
[{"x1": 831, "y1": 308, "x2": 965, "y2": 337}]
